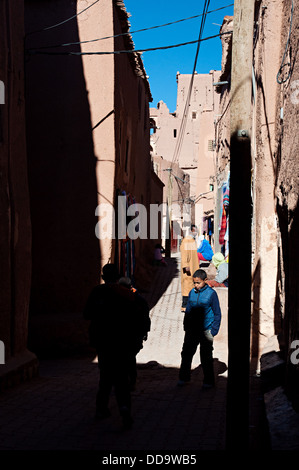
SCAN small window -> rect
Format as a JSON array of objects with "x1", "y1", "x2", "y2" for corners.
[
  {"x1": 0, "y1": 80, "x2": 4, "y2": 105},
  {"x1": 174, "y1": 129, "x2": 177, "y2": 138},
  {"x1": 192, "y1": 111, "x2": 197, "y2": 119},
  {"x1": 150, "y1": 118, "x2": 157, "y2": 134},
  {"x1": 208, "y1": 140, "x2": 215, "y2": 151}
]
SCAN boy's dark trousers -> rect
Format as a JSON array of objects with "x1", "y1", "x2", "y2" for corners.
[{"x1": 179, "y1": 330, "x2": 215, "y2": 386}]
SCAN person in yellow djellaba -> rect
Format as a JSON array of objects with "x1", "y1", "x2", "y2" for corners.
[{"x1": 180, "y1": 225, "x2": 199, "y2": 312}]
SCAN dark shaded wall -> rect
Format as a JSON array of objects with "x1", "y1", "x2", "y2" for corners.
[
  {"x1": 0, "y1": 0, "x2": 32, "y2": 362},
  {"x1": 112, "y1": 2, "x2": 163, "y2": 287},
  {"x1": 275, "y1": 0, "x2": 299, "y2": 407},
  {"x1": 24, "y1": 1, "x2": 101, "y2": 355}
]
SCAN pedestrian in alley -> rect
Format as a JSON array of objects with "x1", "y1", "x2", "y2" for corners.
[
  {"x1": 83, "y1": 263, "x2": 143, "y2": 428},
  {"x1": 178, "y1": 268, "x2": 222, "y2": 389},
  {"x1": 191, "y1": 224, "x2": 198, "y2": 242},
  {"x1": 153, "y1": 243, "x2": 167, "y2": 266},
  {"x1": 197, "y1": 233, "x2": 214, "y2": 264},
  {"x1": 206, "y1": 252, "x2": 228, "y2": 287},
  {"x1": 118, "y1": 276, "x2": 151, "y2": 390},
  {"x1": 180, "y1": 227, "x2": 199, "y2": 312}
]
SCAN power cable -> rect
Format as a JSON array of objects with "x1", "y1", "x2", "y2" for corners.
[
  {"x1": 28, "y1": 30, "x2": 232, "y2": 56},
  {"x1": 171, "y1": 0, "x2": 210, "y2": 168},
  {"x1": 164, "y1": 0, "x2": 211, "y2": 236},
  {"x1": 277, "y1": 0, "x2": 294, "y2": 84},
  {"x1": 26, "y1": 3, "x2": 234, "y2": 50},
  {"x1": 193, "y1": 190, "x2": 214, "y2": 204},
  {"x1": 26, "y1": 0, "x2": 100, "y2": 37},
  {"x1": 170, "y1": 0, "x2": 211, "y2": 169}
]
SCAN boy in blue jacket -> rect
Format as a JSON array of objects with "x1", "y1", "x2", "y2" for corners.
[{"x1": 178, "y1": 269, "x2": 222, "y2": 388}]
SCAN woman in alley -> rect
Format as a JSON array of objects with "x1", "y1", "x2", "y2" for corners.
[
  {"x1": 206, "y1": 252, "x2": 228, "y2": 287},
  {"x1": 197, "y1": 234, "x2": 214, "y2": 264}
]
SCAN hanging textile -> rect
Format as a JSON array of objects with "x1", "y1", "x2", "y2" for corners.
[
  {"x1": 224, "y1": 216, "x2": 229, "y2": 258},
  {"x1": 219, "y1": 176, "x2": 229, "y2": 246},
  {"x1": 222, "y1": 181, "x2": 229, "y2": 209},
  {"x1": 208, "y1": 217, "x2": 214, "y2": 237},
  {"x1": 219, "y1": 205, "x2": 227, "y2": 245},
  {"x1": 225, "y1": 172, "x2": 230, "y2": 206}
]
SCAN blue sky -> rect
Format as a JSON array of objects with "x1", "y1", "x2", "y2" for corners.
[{"x1": 124, "y1": 1, "x2": 234, "y2": 113}]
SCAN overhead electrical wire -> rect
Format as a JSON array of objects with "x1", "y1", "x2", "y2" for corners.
[
  {"x1": 167, "y1": 0, "x2": 213, "y2": 215},
  {"x1": 25, "y1": 0, "x2": 233, "y2": 208},
  {"x1": 28, "y1": 30, "x2": 232, "y2": 56},
  {"x1": 26, "y1": 0, "x2": 100, "y2": 36},
  {"x1": 26, "y1": 3, "x2": 234, "y2": 50},
  {"x1": 276, "y1": 0, "x2": 294, "y2": 84}
]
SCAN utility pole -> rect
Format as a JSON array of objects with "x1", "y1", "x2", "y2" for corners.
[{"x1": 226, "y1": 0, "x2": 255, "y2": 450}]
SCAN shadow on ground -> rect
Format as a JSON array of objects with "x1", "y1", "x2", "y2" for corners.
[
  {"x1": 139, "y1": 256, "x2": 180, "y2": 310},
  {"x1": 0, "y1": 355, "x2": 228, "y2": 451}
]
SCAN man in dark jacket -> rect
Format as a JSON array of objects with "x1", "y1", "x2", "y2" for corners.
[
  {"x1": 118, "y1": 276, "x2": 151, "y2": 390},
  {"x1": 178, "y1": 268, "x2": 222, "y2": 389},
  {"x1": 84, "y1": 264, "x2": 144, "y2": 427}
]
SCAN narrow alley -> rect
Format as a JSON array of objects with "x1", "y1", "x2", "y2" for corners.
[
  {"x1": 0, "y1": 253, "x2": 269, "y2": 461},
  {"x1": 1, "y1": 1, "x2": 299, "y2": 463}
]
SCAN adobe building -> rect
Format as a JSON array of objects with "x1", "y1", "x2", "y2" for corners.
[
  {"x1": 23, "y1": 0, "x2": 162, "y2": 357},
  {"x1": 150, "y1": 71, "x2": 220, "y2": 242},
  {"x1": 215, "y1": 8, "x2": 281, "y2": 364},
  {"x1": 273, "y1": 0, "x2": 299, "y2": 409},
  {"x1": 0, "y1": 1, "x2": 38, "y2": 386},
  {"x1": 151, "y1": 154, "x2": 190, "y2": 253},
  {"x1": 176, "y1": 71, "x2": 220, "y2": 202},
  {"x1": 213, "y1": 17, "x2": 232, "y2": 255},
  {"x1": 215, "y1": 1, "x2": 299, "y2": 417},
  {"x1": 193, "y1": 71, "x2": 221, "y2": 248}
]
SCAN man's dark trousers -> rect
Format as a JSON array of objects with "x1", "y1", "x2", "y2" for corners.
[{"x1": 96, "y1": 353, "x2": 131, "y2": 414}]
